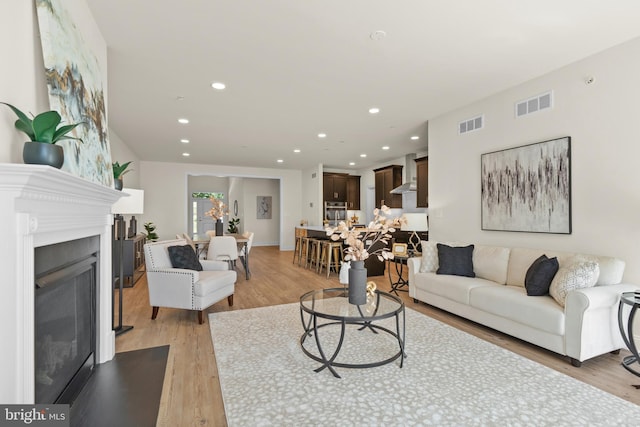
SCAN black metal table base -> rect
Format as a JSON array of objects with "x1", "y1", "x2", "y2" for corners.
[
  {"x1": 299, "y1": 292, "x2": 405, "y2": 378},
  {"x1": 619, "y1": 295, "x2": 640, "y2": 377},
  {"x1": 388, "y1": 257, "x2": 409, "y2": 295}
]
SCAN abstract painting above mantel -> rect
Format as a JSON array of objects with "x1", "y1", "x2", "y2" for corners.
[
  {"x1": 36, "y1": 0, "x2": 113, "y2": 187},
  {"x1": 481, "y1": 136, "x2": 571, "y2": 234}
]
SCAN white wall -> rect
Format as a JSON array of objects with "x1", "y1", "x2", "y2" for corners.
[
  {"x1": 429, "y1": 36, "x2": 640, "y2": 283},
  {"x1": 301, "y1": 164, "x2": 322, "y2": 226},
  {"x1": 242, "y1": 178, "x2": 280, "y2": 246},
  {"x1": 0, "y1": 1, "x2": 48, "y2": 164},
  {"x1": 140, "y1": 160, "x2": 301, "y2": 250},
  {"x1": 108, "y1": 127, "x2": 140, "y2": 188}
]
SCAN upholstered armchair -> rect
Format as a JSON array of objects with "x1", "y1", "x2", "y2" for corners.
[{"x1": 143, "y1": 239, "x2": 236, "y2": 324}]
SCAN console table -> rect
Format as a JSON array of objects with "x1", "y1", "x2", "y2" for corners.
[{"x1": 113, "y1": 234, "x2": 146, "y2": 287}]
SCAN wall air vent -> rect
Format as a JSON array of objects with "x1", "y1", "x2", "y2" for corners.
[
  {"x1": 458, "y1": 115, "x2": 484, "y2": 135},
  {"x1": 516, "y1": 91, "x2": 553, "y2": 118}
]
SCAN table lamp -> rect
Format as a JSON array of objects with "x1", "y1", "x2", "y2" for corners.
[
  {"x1": 111, "y1": 188, "x2": 144, "y2": 336},
  {"x1": 401, "y1": 212, "x2": 428, "y2": 255}
]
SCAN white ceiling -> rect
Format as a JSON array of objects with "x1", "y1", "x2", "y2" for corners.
[{"x1": 85, "y1": 0, "x2": 640, "y2": 171}]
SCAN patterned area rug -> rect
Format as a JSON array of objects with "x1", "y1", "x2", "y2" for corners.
[{"x1": 210, "y1": 302, "x2": 640, "y2": 426}]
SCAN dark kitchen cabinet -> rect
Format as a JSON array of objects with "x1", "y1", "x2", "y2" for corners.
[
  {"x1": 323, "y1": 173, "x2": 347, "y2": 202},
  {"x1": 373, "y1": 165, "x2": 403, "y2": 208},
  {"x1": 346, "y1": 175, "x2": 361, "y2": 210},
  {"x1": 415, "y1": 156, "x2": 428, "y2": 208}
]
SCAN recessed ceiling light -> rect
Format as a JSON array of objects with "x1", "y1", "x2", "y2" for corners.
[
  {"x1": 318, "y1": 133, "x2": 327, "y2": 138},
  {"x1": 382, "y1": 146, "x2": 390, "y2": 150},
  {"x1": 277, "y1": 159, "x2": 284, "y2": 163},
  {"x1": 411, "y1": 136, "x2": 420, "y2": 140},
  {"x1": 211, "y1": 82, "x2": 226, "y2": 90},
  {"x1": 360, "y1": 154, "x2": 367, "y2": 158},
  {"x1": 349, "y1": 162, "x2": 355, "y2": 166},
  {"x1": 178, "y1": 118, "x2": 189, "y2": 124},
  {"x1": 182, "y1": 152, "x2": 190, "y2": 157},
  {"x1": 293, "y1": 149, "x2": 301, "y2": 153},
  {"x1": 370, "y1": 30, "x2": 387, "y2": 40},
  {"x1": 369, "y1": 108, "x2": 380, "y2": 114},
  {"x1": 180, "y1": 139, "x2": 190, "y2": 143}
]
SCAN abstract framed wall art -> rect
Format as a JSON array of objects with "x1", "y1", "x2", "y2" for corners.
[
  {"x1": 257, "y1": 196, "x2": 272, "y2": 219},
  {"x1": 36, "y1": 0, "x2": 113, "y2": 186},
  {"x1": 481, "y1": 136, "x2": 571, "y2": 234}
]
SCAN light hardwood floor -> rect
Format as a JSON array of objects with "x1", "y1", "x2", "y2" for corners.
[{"x1": 115, "y1": 246, "x2": 640, "y2": 426}]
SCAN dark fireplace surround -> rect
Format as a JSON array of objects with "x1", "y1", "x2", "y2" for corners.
[
  {"x1": 34, "y1": 236, "x2": 99, "y2": 404},
  {"x1": 0, "y1": 165, "x2": 122, "y2": 404}
]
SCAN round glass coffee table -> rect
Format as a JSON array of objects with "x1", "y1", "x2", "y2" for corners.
[{"x1": 299, "y1": 287, "x2": 405, "y2": 378}]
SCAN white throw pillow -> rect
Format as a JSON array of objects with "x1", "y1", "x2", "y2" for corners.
[
  {"x1": 549, "y1": 261, "x2": 600, "y2": 307},
  {"x1": 420, "y1": 241, "x2": 438, "y2": 273}
]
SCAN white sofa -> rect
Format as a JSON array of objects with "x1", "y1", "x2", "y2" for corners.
[{"x1": 407, "y1": 242, "x2": 638, "y2": 366}]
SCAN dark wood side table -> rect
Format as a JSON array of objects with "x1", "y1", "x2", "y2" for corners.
[{"x1": 618, "y1": 292, "x2": 640, "y2": 376}]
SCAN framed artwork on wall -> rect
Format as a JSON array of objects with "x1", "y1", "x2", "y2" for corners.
[
  {"x1": 481, "y1": 136, "x2": 571, "y2": 234},
  {"x1": 36, "y1": 0, "x2": 114, "y2": 187},
  {"x1": 257, "y1": 196, "x2": 272, "y2": 219}
]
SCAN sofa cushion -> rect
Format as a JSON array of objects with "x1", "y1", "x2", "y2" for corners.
[
  {"x1": 167, "y1": 245, "x2": 203, "y2": 271},
  {"x1": 507, "y1": 248, "x2": 576, "y2": 287},
  {"x1": 470, "y1": 285, "x2": 565, "y2": 336},
  {"x1": 420, "y1": 241, "x2": 439, "y2": 273},
  {"x1": 416, "y1": 272, "x2": 498, "y2": 305},
  {"x1": 194, "y1": 270, "x2": 237, "y2": 297},
  {"x1": 437, "y1": 244, "x2": 475, "y2": 277},
  {"x1": 525, "y1": 255, "x2": 559, "y2": 296},
  {"x1": 473, "y1": 245, "x2": 511, "y2": 284},
  {"x1": 549, "y1": 261, "x2": 600, "y2": 307}
]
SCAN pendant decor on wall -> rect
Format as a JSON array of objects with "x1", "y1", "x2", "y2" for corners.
[
  {"x1": 36, "y1": 0, "x2": 114, "y2": 187},
  {"x1": 481, "y1": 136, "x2": 571, "y2": 234}
]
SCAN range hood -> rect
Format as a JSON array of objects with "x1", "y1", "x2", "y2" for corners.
[{"x1": 390, "y1": 153, "x2": 417, "y2": 194}]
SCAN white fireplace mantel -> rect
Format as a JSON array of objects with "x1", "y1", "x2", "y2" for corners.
[{"x1": 0, "y1": 164, "x2": 124, "y2": 404}]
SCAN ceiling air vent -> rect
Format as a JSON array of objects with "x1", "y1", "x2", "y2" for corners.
[
  {"x1": 515, "y1": 91, "x2": 553, "y2": 118},
  {"x1": 458, "y1": 115, "x2": 484, "y2": 135}
]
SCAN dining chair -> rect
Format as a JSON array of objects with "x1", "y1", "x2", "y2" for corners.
[{"x1": 207, "y1": 236, "x2": 239, "y2": 270}]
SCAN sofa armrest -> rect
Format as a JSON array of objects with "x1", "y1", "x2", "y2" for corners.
[
  {"x1": 408, "y1": 257, "x2": 421, "y2": 297},
  {"x1": 200, "y1": 259, "x2": 230, "y2": 271},
  {"x1": 146, "y1": 269, "x2": 199, "y2": 309},
  {"x1": 564, "y1": 283, "x2": 640, "y2": 361}
]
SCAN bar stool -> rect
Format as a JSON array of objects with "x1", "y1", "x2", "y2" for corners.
[
  {"x1": 318, "y1": 240, "x2": 344, "y2": 278},
  {"x1": 306, "y1": 238, "x2": 322, "y2": 271},
  {"x1": 293, "y1": 234, "x2": 304, "y2": 265},
  {"x1": 299, "y1": 236, "x2": 312, "y2": 268}
]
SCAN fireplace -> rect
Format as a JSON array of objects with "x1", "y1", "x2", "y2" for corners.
[
  {"x1": 0, "y1": 165, "x2": 122, "y2": 404},
  {"x1": 34, "y1": 236, "x2": 99, "y2": 404}
]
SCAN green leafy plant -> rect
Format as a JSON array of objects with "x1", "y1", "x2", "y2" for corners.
[
  {"x1": 227, "y1": 217, "x2": 240, "y2": 234},
  {"x1": 143, "y1": 222, "x2": 159, "y2": 241},
  {"x1": 1, "y1": 102, "x2": 84, "y2": 144},
  {"x1": 113, "y1": 161, "x2": 133, "y2": 179}
]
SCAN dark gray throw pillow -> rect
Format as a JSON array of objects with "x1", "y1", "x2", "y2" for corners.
[
  {"x1": 525, "y1": 255, "x2": 559, "y2": 296},
  {"x1": 167, "y1": 245, "x2": 203, "y2": 271},
  {"x1": 436, "y1": 244, "x2": 475, "y2": 277}
]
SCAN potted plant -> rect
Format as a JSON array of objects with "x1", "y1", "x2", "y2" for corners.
[
  {"x1": 227, "y1": 217, "x2": 240, "y2": 234},
  {"x1": 143, "y1": 222, "x2": 159, "y2": 242},
  {"x1": 112, "y1": 161, "x2": 132, "y2": 190},
  {"x1": 1, "y1": 102, "x2": 84, "y2": 169}
]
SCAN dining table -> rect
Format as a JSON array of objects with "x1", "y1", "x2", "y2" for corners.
[{"x1": 193, "y1": 233, "x2": 251, "y2": 280}]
